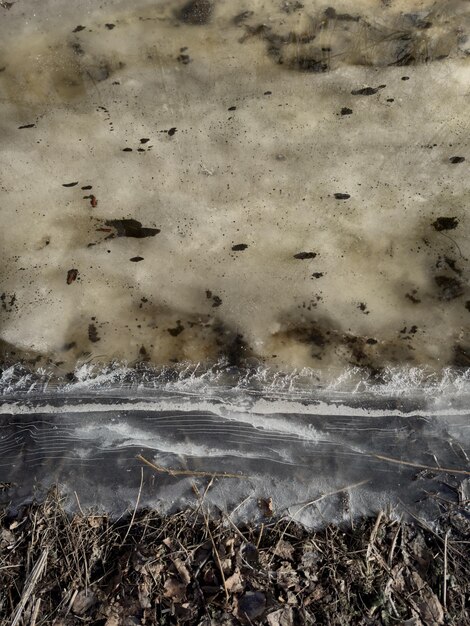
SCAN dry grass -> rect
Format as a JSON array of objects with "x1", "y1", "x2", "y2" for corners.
[{"x1": 1, "y1": 487, "x2": 469, "y2": 625}]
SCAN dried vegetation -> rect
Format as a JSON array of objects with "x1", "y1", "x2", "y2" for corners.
[{"x1": 1, "y1": 488, "x2": 469, "y2": 625}]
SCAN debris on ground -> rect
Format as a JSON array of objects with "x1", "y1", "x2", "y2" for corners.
[{"x1": 1, "y1": 489, "x2": 469, "y2": 625}]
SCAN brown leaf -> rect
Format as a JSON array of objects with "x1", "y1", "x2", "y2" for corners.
[
  {"x1": 138, "y1": 578, "x2": 152, "y2": 609},
  {"x1": 410, "y1": 571, "x2": 444, "y2": 625},
  {"x1": 72, "y1": 590, "x2": 97, "y2": 615},
  {"x1": 267, "y1": 607, "x2": 294, "y2": 626},
  {"x1": 225, "y1": 569, "x2": 244, "y2": 594},
  {"x1": 277, "y1": 562, "x2": 301, "y2": 592},
  {"x1": 274, "y1": 539, "x2": 295, "y2": 560},
  {"x1": 163, "y1": 577, "x2": 186, "y2": 602},
  {"x1": 258, "y1": 497, "x2": 274, "y2": 517},
  {"x1": 173, "y1": 558, "x2": 191, "y2": 585},
  {"x1": 0, "y1": 528, "x2": 15, "y2": 548}
]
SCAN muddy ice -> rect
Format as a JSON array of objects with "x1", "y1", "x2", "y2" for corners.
[{"x1": 1, "y1": 0, "x2": 470, "y2": 381}]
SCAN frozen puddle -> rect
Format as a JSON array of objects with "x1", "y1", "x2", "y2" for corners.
[{"x1": 1, "y1": 367, "x2": 470, "y2": 526}]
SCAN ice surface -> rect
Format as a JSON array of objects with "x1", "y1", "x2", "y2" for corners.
[{"x1": 1, "y1": 0, "x2": 470, "y2": 524}]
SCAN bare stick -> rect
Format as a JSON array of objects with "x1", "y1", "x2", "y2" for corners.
[
  {"x1": 290, "y1": 479, "x2": 370, "y2": 518},
  {"x1": 372, "y1": 454, "x2": 470, "y2": 476},
  {"x1": 203, "y1": 510, "x2": 229, "y2": 604},
  {"x1": 10, "y1": 549, "x2": 48, "y2": 626},
  {"x1": 443, "y1": 529, "x2": 449, "y2": 610},
  {"x1": 74, "y1": 491, "x2": 85, "y2": 516},
  {"x1": 29, "y1": 597, "x2": 41, "y2": 626},
  {"x1": 122, "y1": 467, "x2": 144, "y2": 546},
  {"x1": 137, "y1": 454, "x2": 247, "y2": 479},
  {"x1": 366, "y1": 511, "x2": 384, "y2": 574}
]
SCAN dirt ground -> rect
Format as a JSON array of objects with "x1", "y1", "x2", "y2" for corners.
[{"x1": 1, "y1": 488, "x2": 469, "y2": 626}]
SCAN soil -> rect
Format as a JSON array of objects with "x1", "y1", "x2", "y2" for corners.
[{"x1": 1, "y1": 489, "x2": 469, "y2": 625}]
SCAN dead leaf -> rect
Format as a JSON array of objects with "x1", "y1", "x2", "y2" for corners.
[
  {"x1": 163, "y1": 577, "x2": 186, "y2": 602},
  {"x1": 225, "y1": 569, "x2": 244, "y2": 594},
  {"x1": 277, "y1": 562, "x2": 301, "y2": 592},
  {"x1": 138, "y1": 578, "x2": 152, "y2": 609},
  {"x1": 274, "y1": 539, "x2": 295, "y2": 560},
  {"x1": 267, "y1": 607, "x2": 294, "y2": 626},
  {"x1": 410, "y1": 571, "x2": 444, "y2": 626},
  {"x1": 258, "y1": 497, "x2": 274, "y2": 517},
  {"x1": 72, "y1": 590, "x2": 97, "y2": 615},
  {"x1": 1, "y1": 528, "x2": 15, "y2": 547},
  {"x1": 173, "y1": 558, "x2": 191, "y2": 585},
  {"x1": 104, "y1": 613, "x2": 120, "y2": 626}
]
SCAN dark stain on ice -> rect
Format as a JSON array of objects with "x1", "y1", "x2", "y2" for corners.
[
  {"x1": 105, "y1": 23, "x2": 115, "y2": 30},
  {"x1": 311, "y1": 272, "x2": 324, "y2": 279},
  {"x1": 233, "y1": 10, "x2": 253, "y2": 25},
  {"x1": 70, "y1": 42, "x2": 85, "y2": 56},
  {"x1": 351, "y1": 86, "x2": 383, "y2": 96},
  {"x1": 291, "y1": 57, "x2": 327, "y2": 73},
  {"x1": 453, "y1": 344, "x2": 470, "y2": 367},
  {"x1": 177, "y1": 53, "x2": 191, "y2": 64},
  {"x1": 438, "y1": 256, "x2": 462, "y2": 276},
  {"x1": 232, "y1": 244, "x2": 248, "y2": 251},
  {"x1": 390, "y1": 53, "x2": 415, "y2": 66},
  {"x1": 168, "y1": 321, "x2": 185, "y2": 337},
  {"x1": 62, "y1": 182, "x2": 79, "y2": 188},
  {"x1": 334, "y1": 193, "x2": 350, "y2": 200},
  {"x1": 449, "y1": 156, "x2": 465, "y2": 164},
  {"x1": 105, "y1": 219, "x2": 160, "y2": 238},
  {"x1": 18, "y1": 124, "x2": 35, "y2": 129},
  {"x1": 66, "y1": 269, "x2": 79, "y2": 285},
  {"x1": 405, "y1": 291, "x2": 421, "y2": 304},
  {"x1": 168, "y1": 127, "x2": 177, "y2": 136},
  {"x1": 130, "y1": 256, "x2": 144, "y2": 262},
  {"x1": 434, "y1": 275, "x2": 464, "y2": 301},
  {"x1": 433, "y1": 217, "x2": 459, "y2": 231},
  {"x1": 340, "y1": 107, "x2": 353, "y2": 115},
  {"x1": 206, "y1": 290, "x2": 223, "y2": 308},
  {"x1": 324, "y1": 7, "x2": 359, "y2": 21},
  {"x1": 88, "y1": 324, "x2": 100, "y2": 343},
  {"x1": 294, "y1": 252, "x2": 317, "y2": 260},
  {"x1": 178, "y1": 0, "x2": 213, "y2": 25},
  {"x1": 225, "y1": 333, "x2": 250, "y2": 367},
  {"x1": 72, "y1": 25, "x2": 86, "y2": 33}
]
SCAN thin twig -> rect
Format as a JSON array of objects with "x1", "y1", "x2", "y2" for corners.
[
  {"x1": 372, "y1": 454, "x2": 470, "y2": 476},
  {"x1": 290, "y1": 479, "x2": 370, "y2": 518},
  {"x1": 443, "y1": 529, "x2": 449, "y2": 610},
  {"x1": 388, "y1": 519, "x2": 402, "y2": 567},
  {"x1": 203, "y1": 511, "x2": 229, "y2": 604},
  {"x1": 29, "y1": 597, "x2": 41, "y2": 626},
  {"x1": 10, "y1": 549, "x2": 48, "y2": 626},
  {"x1": 137, "y1": 454, "x2": 247, "y2": 479},
  {"x1": 122, "y1": 467, "x2": 144, "y2": 546},
  {"x1": 74, "y1": 491, "x2": 85, "y2": 517},
  {"x1": 366, "y1": 511, "x2": 384, "y2": 574}
]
